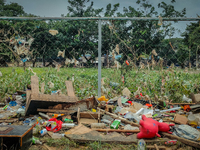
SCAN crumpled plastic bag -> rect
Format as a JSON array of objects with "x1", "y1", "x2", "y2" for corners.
[
  {"x1": 16, "y1": 95, "x2": 23, "y2": 106},
  {"x1": 172, "y1": 125, "x2": 200, "y2": 141},
  {"x1": 124, "y1": 124, "x2": 139, "y2": 130},
  {"x1": 46, "y1": 118, "x2": 63, "y2": 132}
]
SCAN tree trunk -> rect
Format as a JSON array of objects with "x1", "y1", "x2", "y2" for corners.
[
  {"x1": 43, "y1": 56, "x2": 45, "y2": 67},
  {"x1": 33, "y1": 61, "x2": 36, "y2": 67}
]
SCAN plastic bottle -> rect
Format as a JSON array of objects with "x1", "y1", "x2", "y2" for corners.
[
  {"x1": 64, "y1": 118, "x2": 73, "y2": 123},
  {"x1": 91, "y1": 123, "x2": 106, "y2": 129},
  {"x1": 40, "y1": 129, "x2": 47, "y2": 136},
  {"x1": 32, "y1": 137, "x2": 42, "y2": 145},
  {"x1": 188, "y1": 112, "x2": 199, "y2": 127},
  {"x1": 17, "y1": 108, "x2": 25, "y2": 116},
  {"x1": 52, "y1": 114, "x2": 64, "y2": 118},
  {"x1": 124, "y1": 124, "x2": 139, "y2": 130},
  {"x1": 39, "y1": 112, "x2": 50, "y2": 120},
  {"x1": 52, "y1": 133, "x2": 65, "y2": 139},
  {"x1": 110, "y1": 119, "x2": 121, "y2": 129},
  {"x1": 101, "y1": 119, "x2": 112, "y2": 124},
  {"x1": 33, "y1": 127, "x2": 39, "y2": 136},
  {"x1": 160, "y1": 107, "x2": 181, "y2": 113},
  {"x1": 62, "y1": 123, "x2": 75, "y2": 128},
  {"x1": 137, "y1": 139, "x2": 146, "y2": 150}
]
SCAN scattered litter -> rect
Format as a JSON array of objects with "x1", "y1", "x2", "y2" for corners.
[
  {"x1": 49, "y1": 29, "x2": 58, "y2": 35},
  {"x1": 124, "y1": 124, "x2": 139, "y2": 130}
]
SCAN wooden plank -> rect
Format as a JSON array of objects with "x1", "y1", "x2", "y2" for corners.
[
  {"x1": 77, "y1": 107, "x2": 80, "y2": 124},
  {"x1": 65, "y1": 81, "x2": 76, "y2": 97},
  {"x1": 26, "y1": 90, "x2": 31, "y2": 104},
  {"x1": 94, "y1": 129, "x2": 140, "y2": 133},
  {"x1": 169, "y1": 103, "x2": 195, "y2": 105},
  {"x1": 16, "y1": 90, "x2": 26, "y2": 95},
  {"x1": 97, "y1": 108, "x2": 140, "y2": 127},
  {"x1": 31, "y1": 76, "x2": 39, "y2": 94},
  {"x1": 32, "y1": 94, "x2": 78, "y2": 103},
  {"x1": 80, "y1": 118, "x2": 98, "y2": 124},
  {"x1": 162, "y1": 132, "x2": 200, "y2": 149},
  {"x1": 154, "y1": 144, "x2": 159, "y2": 150},
  {"x1": 37, "y1": 108, "x2": 75, "y2": 114},
  {"x1": 147, "y1": 145, "x2": 167, "y2": 150},
  {"x1": 80, "y1": 112, "x2": 99, "y2": 119},
  {"x1": 25, "y1": 90, "x2": 32, "y2": 115}
]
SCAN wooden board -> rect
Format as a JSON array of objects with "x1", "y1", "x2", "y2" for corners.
[
  {"x1": 37, "y1": 108, "x2": 75, "y2": 114},
  {"x1": 31, "y1": 76, "x2": 39, "y2": 95},
  {"x1": 65, "y1": 81, "x2": 76, "y2": 97},
  {"x1": 94, "y1": 129, "x2": 140, "y2": 133},
  {"x1": 80, "y1": 112, "x2": 99, "y2": 119},
  {"x1": 146, "y1": 145, "x2": 168, "y2": 150},
  {"x1": 32, "y1": 94, "x2": 78, "y2": 103},
  {"x1": 79, "y1": 118, "x2": 98, "y2": 124},
  {"x1": 25, "y1": 76, "x2": 79, "y2": 116},
  {"x1": 162, "y1": 132, "x2": 200, "y2": 149},
  {"x1": 26, "y1": 90, "x2": 31, "y2": 104}
]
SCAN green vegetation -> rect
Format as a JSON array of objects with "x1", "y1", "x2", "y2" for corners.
[{"x1": 0, "y1": 67, "x2": 200, "y2": 103}]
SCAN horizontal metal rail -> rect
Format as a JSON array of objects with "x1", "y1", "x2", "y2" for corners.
[{"x1": 0, "y1": 17, "x2": 200, "y2": 21}]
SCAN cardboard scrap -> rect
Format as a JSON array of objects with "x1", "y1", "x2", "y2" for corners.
[
  {"x1": 65, "y1": 124, "x2": 138, "y2": 143},
  {"x1": 122, "y1": 87, "x2": 131, "y2": 98},
  {"x1": 174, "y1": 114, "x2": 188, "y2": 125},
  {"x1": 191, "y1": 93, "x2": 200, "y2": 103},
  {"x1": 65, "y1": 124, "x2": 92, "y2": 135}
]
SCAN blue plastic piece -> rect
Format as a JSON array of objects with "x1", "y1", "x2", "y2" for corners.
[{"x1": 9, "y1": 101, "x2": 17, "y2": 106}]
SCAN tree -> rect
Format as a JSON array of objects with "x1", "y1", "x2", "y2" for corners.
[
  {"x1": 31, "y1": 22, "x2": 61, "y2": 67},
  {"x1": 0, "y1": 0, "x2": 27, "y2": 66},
  {"x1": 0, "y1": 0, "x2": 25, "y2": 17},
  {"x1": 63, "y1": 0, "x2": 103, "y2": 66},
  {"x1": 101, "y1": 0, "x2": 186, "y2": 67},
  {"x1": 182, "y1": 21, "x2": 200, "y2": 68}
]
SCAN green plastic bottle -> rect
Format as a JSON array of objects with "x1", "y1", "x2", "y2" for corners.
[
  {"x1": 64, "y1": 118, "x2": 73, "y2": 123},
  {"x1": 110, "y1": 119, "x2": 121, "y2": 129}
]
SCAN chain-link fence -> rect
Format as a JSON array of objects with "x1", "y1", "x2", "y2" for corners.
[
  {"x1": 0, "y1": 17, "x2": 199, "y2": 69},
  {"x1": 0, "y1": 17, "x2": 200, "y2": 99}
]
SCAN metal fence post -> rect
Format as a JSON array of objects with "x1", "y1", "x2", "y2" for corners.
[{"x1": 98, "y1": 19, "x2": 102, "y2": 98}]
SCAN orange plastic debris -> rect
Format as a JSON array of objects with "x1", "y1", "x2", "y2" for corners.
[{"x1": 98, "y1": 96, "x2": 108, "y2": 102}]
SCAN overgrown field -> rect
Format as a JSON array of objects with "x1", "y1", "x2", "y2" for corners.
[{"x1": 0, "y1": 67, "x2": 200, "y2": 103}]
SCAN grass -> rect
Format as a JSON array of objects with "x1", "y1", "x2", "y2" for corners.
[
  {"x1": 37, "y1": 137, "x2": 138, "y2": 150},
  {"x1": 0, "y1": 67, "x2": 200, "y2": 103}
]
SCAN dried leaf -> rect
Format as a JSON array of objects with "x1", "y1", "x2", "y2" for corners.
[
  {"x1": 57, "y1": 50, "x2": 65, "y2": 58},
  {"x1": 152, "y1": 49, "x2": 157, "y2": 56},
  {"x1": 115, "y1": 44, "x2": 119, "y2": 54},
  {"x1": 49, "y1": 30, "x2": 58, "y2": 35}
]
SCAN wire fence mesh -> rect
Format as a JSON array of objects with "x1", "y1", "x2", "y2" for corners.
[
  {"x1": 0, "y1": 17, "x2": 200, "y2": 101},
  {"x1": 0, "y1": 18, "x2": 199, "y2": 69}
]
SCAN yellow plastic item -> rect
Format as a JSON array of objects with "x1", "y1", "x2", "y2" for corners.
[
  {"x1": 189, "y1": 121, "x2": 198, "y2": 128},
  {"x1": 52, "y1": 114, "x2": 64, "y2": 118},
  {"x1": 98, "y1": 96, "x2": 108, "y2": 102},
  {"x1": 92, "y1": 109, "x2": 96, "y2": 112}
]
